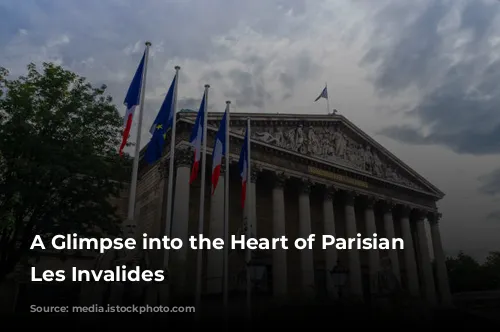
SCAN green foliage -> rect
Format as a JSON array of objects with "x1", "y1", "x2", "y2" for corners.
[
  {"x1": 483, "y1": 251, "x2": 500, "y2": 289},
  {"x1": 0, "y1": 62, "x2": 131, "y2": 281},
  {"x1": 446, "y1": 251, "x2": 500, "y2": 293}
]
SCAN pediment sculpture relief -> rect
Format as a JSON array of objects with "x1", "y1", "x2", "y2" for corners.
[{"x1": 249, "y1": 124, "x2": 424, "y2": 190}]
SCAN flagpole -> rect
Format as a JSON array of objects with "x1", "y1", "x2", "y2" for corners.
[
  {"x1": 223, "y1": 101, "x2": 231, "y2": 311},
  {"x1": 163, "y1": 66, "x2": 181, "y2": 271},
  {"x1": 325, "y1": 82, "x2": 330, "y2": 115},
  {"x1": 245, "y1": 117, "x2": 252, "y2": 320},
  {"x1": 127, "y1": 41, "x2": 151, "y2": 222},
  {"x1": 195, "y1": 84, "x2": 210, "y2": 321}
]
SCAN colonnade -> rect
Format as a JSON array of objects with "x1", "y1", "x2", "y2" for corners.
[{"x1": 168, "y1": 147, "x2": 452, "y2": 306}]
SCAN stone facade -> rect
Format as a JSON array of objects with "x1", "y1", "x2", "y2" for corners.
[{"x1": 134, "y1": 112, "x2": 451, "y2": 306}]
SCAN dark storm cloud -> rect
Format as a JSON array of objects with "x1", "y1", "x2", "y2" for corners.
[
  {"x1": 201, "y1": 70, "x2": 223, "y2": 82},
  {"x1": 362, "y1": 0, "x2": 448, "y2": 95},
  {"x1": 0, "y1": 0, "x2": 328, "y2": 153},
  {"x1": 362, "y1": 0, "x2": 500, "y2": 156},
  {"x1": 222, "y1": 49, "x2": 320, "y2": 108},
  {"x1": 277, "y1": 51, "x2": 321, "y2": 100},
  {"x1": 0, "y1": 0, "x2": 322, "y2": 116},
  {"x1": 177, "y1": 97, "x2": 216, "y2": 112},
  {"x1": 177, "y1": 97, "x2": 201, "y2": 111},
  {"x1": 0, "y1": 5, "x2": 29, "y2": 45},
  {"x1": 0, "y1": 0, "x2": 312, "y2": 72},
  {"x1": 486, "y1": 210, "x2": 500, "y2": 222},
  {"x1": 279, "y1": 72, "x2": 295, "y2": 90},
  {"x1": 279, "y1": 52, "x2": 320, "y2": 89},
  {"x1": 478, "y1": 168, "x2": 500, "y2": 196},
  {"x1": 225, "y1": 68, "x2": 271, "y2": 109}
]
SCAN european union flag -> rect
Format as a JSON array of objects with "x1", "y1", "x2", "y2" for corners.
[
  {"x1": 145, "y1": 73, "x2": 178, "y2": 164},
  {"x1": 314, "y1": 85, "x2": 328, "y2": 102}
]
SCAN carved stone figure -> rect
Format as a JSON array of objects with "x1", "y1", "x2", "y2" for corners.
[
  {"x1": 275, "y1": 129, "x2": 285, "y2": 147},
  {"x1": 372, "y1": 152, "x2": 384, "y2": 177},
  {"x1": 284, "y1": 128, "x2": 294, "y2": 150},
  {"x1": 346, "y1": 140, "x2": 358, "y2": 166},
  {"x1": 351, "y1": 143, "x2": 361, "y2": 169},
  {"x1": 364, "y1": 145, "x2": 374, "y2": 172},
  {"x1": 333, "y1": 131, "x2": 346, "y2": 158},
  {"x1": 322, "y1": 131, "x2": 334, "y2": 157},
  {"x1": 251, "y1": 123, "x2": 423, "y2": 190},
  {"x1": 385, "y1": 166, "x2": 399, "y2": 181},
  {"x1": 295, "y1": 125, "x2": 305, "y2": 153},
  {"x1": 306, "y1": 126, "x2": 320, "y2": 155},
  {"x1": 254, "y1": 130, "x2": 277, "y2": 145}
]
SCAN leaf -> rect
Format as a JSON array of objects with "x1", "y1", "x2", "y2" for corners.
[{"x1": 0, "y1": 62, "x2": 130, "y2": 281}]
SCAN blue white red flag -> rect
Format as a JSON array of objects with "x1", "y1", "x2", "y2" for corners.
[
  {"x1": 211, "y1": 108, "x2": 228, "y2": 194},
  {"x1": 119, "y1": 51, "x2": 145, "y2": 155},
  {"x1": 189, "y1": 92, "x2": 206, "y2": 184},
  {"x1": 238, "y1": 126, "x2": 249, "y2": 208}
]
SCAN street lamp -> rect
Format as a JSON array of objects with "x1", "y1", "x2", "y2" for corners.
[{"x1": 330, "y1": 259, "x2": 348, "y2": 298}]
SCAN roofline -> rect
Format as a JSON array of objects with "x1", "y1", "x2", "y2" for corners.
[{"x1": 139, "y1": 111, "x2": 445, "y2": 198}]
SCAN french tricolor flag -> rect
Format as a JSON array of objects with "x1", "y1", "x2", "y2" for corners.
[
  {"x1": 238, "y1": 126, "x2": 249, "y2": 208},
  {"x1": 189, "y1": 92, "x2": 206, "y2": 184},
  {"x1": 211, "y1": 109, "x2": 228, "y2": 194},
  {"x1": 119, "y1": 51, "x2": 145, "y2": 156}
]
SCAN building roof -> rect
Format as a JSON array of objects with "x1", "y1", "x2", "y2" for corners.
[{"x1": 139, "y1": 111, "x2": 444, "y2": 200}]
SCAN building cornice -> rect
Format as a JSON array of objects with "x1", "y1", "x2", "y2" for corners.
[{"x1": 176, "y1": 116, "x2": 442, "y2": 201}]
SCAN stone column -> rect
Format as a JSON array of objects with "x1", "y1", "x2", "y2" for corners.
[
  {"x1": 157, "y1": 158, "x2": 171, "y2": 305},
  {"x1": 206, "y1": 163, "x2": 225, "y2": 294},
  {"x1": 428, "y1": 212, "x2": 452, "y2": 306},
  {"x1": 364, "y1": 196, "x2": 380, "y2": 294},
  {"x1": 383, "y1": 202, "x2": 401, "y2": 282},
  {"x1": 272, "y1": 172, "x2": 288, "y2": 299},
  {"x1": 170, "y1": 147, "x2": 192, "y2": 295},
  {"x1": 400, "y1": 206, "x2": 419, "y2": 297},
  {"x1": 415, "y1": 213, "x2": 437, "y2": 305},
  {"x1": 344, "y1": 191, "x2": 363, "y2": 298},
  {"x1": 323, "y1": 187, "x2": 338, "y2": 299},
  {"x1": 298, "y1": 178, "x2": 315, "y2": 298}
]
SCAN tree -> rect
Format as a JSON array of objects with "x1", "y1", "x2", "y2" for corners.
[
  {"x1": 0, "y1": 62, "x2": 130, "y2": 282},
  {"x1": 483, "y1": 251, "x2": 500, "y2": 289},
  {"x1": 446, "y1": 251, "x2": 485, "y2": 292},
  {"x1": 446, "y1": 250, "x2": 500, "y2": 293}
]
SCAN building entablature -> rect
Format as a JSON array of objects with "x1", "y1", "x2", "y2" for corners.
[
  {"x1": 137, "y1": 113, "x2": 443, "y2": 214},
  {"x1": 172, "y1": 112, "x2": 441, "y2": 198}
]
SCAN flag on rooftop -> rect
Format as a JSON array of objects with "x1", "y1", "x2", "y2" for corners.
[{"x1": 314, "y1": 85, "x2": 328, "y2": 102}]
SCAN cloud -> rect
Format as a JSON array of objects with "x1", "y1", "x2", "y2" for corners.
[
  {"x1": 177, "y1": 97, "x2": 202, "y2": 111},
  {"x1": 478, "y1": 168, "x2": 500, "y2": 196},
  {"x1": 486, "y1": 210, "x2": 500, "y2": 223},
  {"x1": 0, "y1": 0, "x2": 332, "y2": 147},
  {"x1": 1, "y1": 0, "x2": 499, "y2": 259},
  {"x1": 363, "y1": 0, "x2": 500, "y2": 156}
]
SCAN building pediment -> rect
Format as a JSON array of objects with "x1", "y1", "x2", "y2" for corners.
[{"x1": 178, "y1": 112, "x2": 443, "y2": 198}]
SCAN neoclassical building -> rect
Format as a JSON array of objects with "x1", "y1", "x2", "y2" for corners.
[{"x1": 135, "y1": 111, "x2": 451, "y2": 307}]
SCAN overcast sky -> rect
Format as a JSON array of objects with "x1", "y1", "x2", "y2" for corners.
[{"x1": 1, "y1": 0, "x2": 499, "y2": 260}]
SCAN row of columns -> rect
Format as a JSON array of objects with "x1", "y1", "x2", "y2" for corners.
[
  {"x1": 167, "y1": 147, "x2": 451, "y2": 306},
  {"x1": 281, "y1": 175, "x2": 450, "y2": 306}
]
